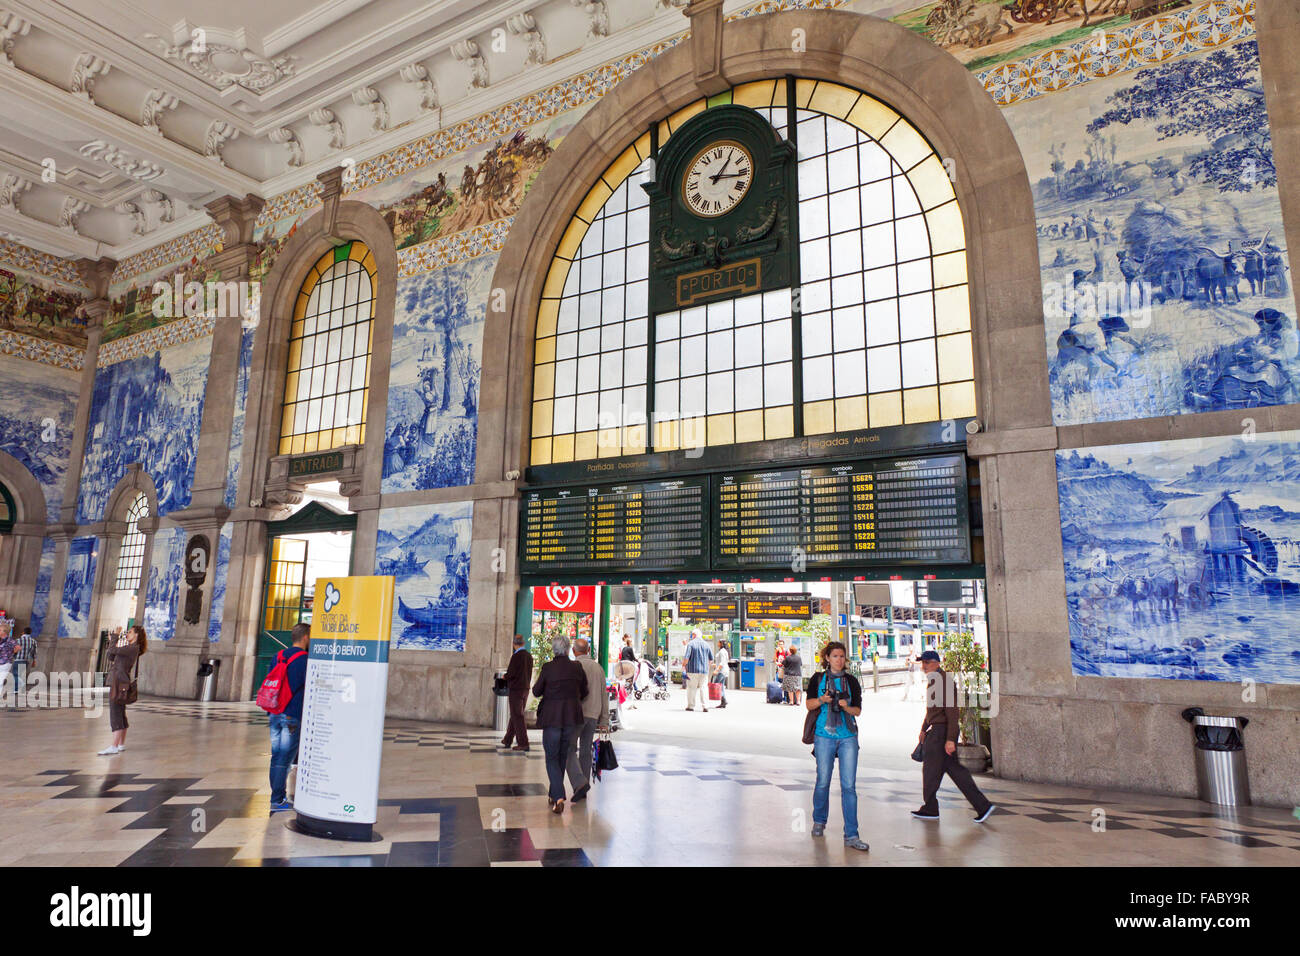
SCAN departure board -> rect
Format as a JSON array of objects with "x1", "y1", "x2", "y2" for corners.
[
  {"x1": 713, "y1": 455, "x2": 970, "y2": 569},
  {"x1": 744, "y1": 598, "x2": 812, "y2": 620},
  {"x1": 678, "y1": 598, "x2": 739, "y2": 620},
  {"x1": 520, "y1": 477, "x2": 709, "y2": 574}
]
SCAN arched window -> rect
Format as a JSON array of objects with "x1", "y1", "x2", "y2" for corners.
[
  {"x1": 115, "y1": 493, "x2": 149, "y2": 592},
  {"x1": 280, "y1": 241, "x2": 377, "y2": 456},
  {"x1": 531, "y1": 80, "x2": 973, "y2": 465},
  {"x1": 0, "y1": 482, "x2": 13, "y2": 535}
]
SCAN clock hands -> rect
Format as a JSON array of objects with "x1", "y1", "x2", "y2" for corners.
[{"x1": 708, "y1": 151, "x2": 735, "y2": 184}]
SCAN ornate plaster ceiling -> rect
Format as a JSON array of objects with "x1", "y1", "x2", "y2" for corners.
[{"x1": 0, "y1": 0, "x2": 708, "y2": 262}]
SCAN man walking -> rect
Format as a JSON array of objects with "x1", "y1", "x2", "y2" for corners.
[
  {"x1": 501, "y1": 633, "x2": 533, "y2": 752},
  {"x1": 911, "y1": 651, "x2": 995, "y2": 823},
  {"x1": 711, "y1": 637, "x2": 730, "y2": 709},
  {"x1": 0, "y1": 622, "x2": 15, "y2": 707},
  {"x1": 269, "y1": 623, "x2": 310, "y2": 813},
  {"x1": 565, "y1": 637, "x2": 609, "y2": 802},
  {"x1": 683, "y1": 628, "x2": 713, "y2": 712},
  {"x1": 14, "y1": 626, "x2": 36, "y2": 702}
]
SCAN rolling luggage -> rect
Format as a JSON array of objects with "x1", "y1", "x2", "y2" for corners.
[{"x1": 766, "y1": 680, "x2": 784, "y2": 704}]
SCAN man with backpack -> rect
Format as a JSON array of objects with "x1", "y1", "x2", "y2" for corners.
[{"x1": 261, "y1": 623, "x2": 310, "y2": 813}]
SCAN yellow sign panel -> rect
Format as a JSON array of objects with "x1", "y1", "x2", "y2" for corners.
[{"x1": 311, "y1": 575, "x2": 395, "y2": 661}]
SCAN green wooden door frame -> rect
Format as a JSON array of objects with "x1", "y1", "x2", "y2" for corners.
[{"x1": 0, "y1": 482, "x2": 15, "y2": 535}]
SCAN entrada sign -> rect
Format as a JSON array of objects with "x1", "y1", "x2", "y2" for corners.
[{"x1": 289, "y1": 450, "x2": 345, "y2": 478}]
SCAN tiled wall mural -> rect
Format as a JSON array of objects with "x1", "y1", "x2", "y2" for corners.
[
  {"x1": 381, "y1": 258, "x2": 491, "y2": 492},
  {"x1": 143, "y1": 526, "x2": 185, "y2": 641},
  {"x1": 224, "y1": 328, "x2": 255, "y2": 509},
  {"x1": 57, "y1": 536, "x2": 96, "y2": 640},
  {"x1": 77, "y1": 336, "x2": 210, "y2": 523},
  {"x1": 1001, "y1": 30, "x2": 1295, "y2": 426},
  {"x1": 0, "y1": 354, "x2": 78, "y2": 521},
  {"x1": 1060, "y1": 431, "x2": 1300, "y2": 684},
  {"x1": 375, "y1": 502, "x2": 472, "y2": 651},
  {"x1": 29, "y1": 537, "x2": 55, "y2": 635},
  {"x1": 0, "y1": 269, "x2": 86, "y2": 346},
  {"x1": 207, "y1": 524, "x2": 232, "y2": 643}
]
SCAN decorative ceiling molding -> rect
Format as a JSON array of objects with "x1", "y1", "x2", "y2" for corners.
[
  {"x1": 507, "y1": 13, "x2": 547, "y2": 68},
  {"x1": 351, "y1": 86, "x2": 390, "y2": 133},
  {"x1": 268, "y1": 127, "x2": 305, "y2": 168},
  {"x1": 114, "y1": 200, "x2": 145, "y2": 235},
  {"x1": 203, "y1": 121, "x2": 239, "y2": 165},
  {"x1": 59, "y1": 196, "x2": 89, "y2": 232},
  {"x1": 141, "y1": 188, "x2": 176, "y2": 223},
  {"x1": 140, "y1": 89, "x2": 180, "y2": 134},
  {"x1": 0, "y1": 12, "x2": 30, "y2": 66},
  {"x1": 0, "y1": 173, "x2": 31, "y2": 210},
  {"x1": 309, "y1": 108, "x2": 345, "y2": 149},
  {"x1": 79, "y1": 140, "x2": 164, "y2": 182},
  {"x1": 399, "y1": 62, "x2": 438, "y2": 111},
  {"x1": 69, "y1": 52, "x2": 110, "y2": 102},
  {"x1": 571, "y1": 0, "x2": 612, "y2": 41},
  {"x1": 451, "y1": 38, "x2": 488, "y2": 94},
  {"x1": 142, "y1": 32, "x2": 298, "y2": 93}
]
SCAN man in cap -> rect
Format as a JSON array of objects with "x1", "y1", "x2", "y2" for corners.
[{"x1": 911, "y1": 650, "x2": 995, "y2": 823}]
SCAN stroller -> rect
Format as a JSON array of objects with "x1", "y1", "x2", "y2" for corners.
[{"x1": 630, "y1": 659, "x2": 670, "y2": 701}]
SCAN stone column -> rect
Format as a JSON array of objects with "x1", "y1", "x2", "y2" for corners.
[
  {"x1": 162, "y1": 194, "x2": 264, "y2": 699},
  {"x1": 60, "y1": 257, "x2": 114, "y2": 526}
]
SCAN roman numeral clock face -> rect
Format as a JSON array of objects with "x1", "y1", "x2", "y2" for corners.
[{"x1": 682, "y1": 141, "x2": 753, "y2": 217}]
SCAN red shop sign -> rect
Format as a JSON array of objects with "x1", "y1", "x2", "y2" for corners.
[{"x1": 533, "y1": 585, "x2": 598, "y2": 613}]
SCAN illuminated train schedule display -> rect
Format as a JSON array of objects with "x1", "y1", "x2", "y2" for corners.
[
  {"x1": 521, "y1": 477, "x2": 710, "y2": 574},
  {"x1": 713, "y1": 455, "x2": 971, "y2": 569}
]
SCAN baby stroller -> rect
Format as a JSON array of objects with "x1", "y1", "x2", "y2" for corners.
[{"x1": 633, "y1": 659, "x2": 670, "y2": 701}]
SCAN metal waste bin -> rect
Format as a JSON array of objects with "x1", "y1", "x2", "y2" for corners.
[
  {"x1": 728, "y1": 659, "x2": 740, "y2": 690},
  {"x1": 1181, "y1": 707, "x2": 1250, "y2": 806},
  {"x1": 493, "y1": 671, "x2": 509, "y2": 733},
  {"x1": 197, "y1": 659, "x2": 220, "y2": 702}
]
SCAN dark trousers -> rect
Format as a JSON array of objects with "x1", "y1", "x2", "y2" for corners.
[
  {"x1": 542, "y1": 724, "x2": 580, "y2": 802},
  {"x1": 920, "y1": 726, "x2": 990, "y2": 816},
  {"x1": 502, "y1": 692, "x2": 529, "y2": 749},
  {"x1": 565, "y1": 716, "x2": 597, "y2": 790}
]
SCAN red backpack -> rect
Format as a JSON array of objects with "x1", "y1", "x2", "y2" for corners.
[{"x1": 256, "y1": 649, "x2": 307, "y2": 714}]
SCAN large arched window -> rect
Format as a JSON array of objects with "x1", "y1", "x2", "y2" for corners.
[
  {"x1": 531, "y1": 80, "x2": 973, "y2": 465},
  {"x1": 115, "y1": 492, "x2": 149, "y2": 592},
  {"x1": 280, "y1": 240, "x2": 377, "y2": 456},
  {"x1": 0, "y1": 482, "x2": 13, "y2": 535}
]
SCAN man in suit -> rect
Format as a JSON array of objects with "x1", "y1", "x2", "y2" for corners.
[{"x1": 501, "y1": 633, "x2": 534, "y2": 752}]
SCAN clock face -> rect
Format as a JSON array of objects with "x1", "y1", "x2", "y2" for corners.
[{"x1": 681, "y1": 141, "x2": 753, "y2": 218}]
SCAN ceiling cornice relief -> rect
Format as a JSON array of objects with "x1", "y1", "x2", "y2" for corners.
[
  {"x1": 0, "y1": 11, "x2": 29, "y2": 66},
  {"x1": 69, "y1": 53, "x2": 110, "y2": 102},
  {"x1": 0, "y1": 174, "x2": 31, "y2": 211},
  {"x1": 141, "y1": 189, "x2": 176, "y2": 223},
  {"x1": 399, "y1": 63, "x2": 439, "y2": 113},
  {"x1": 507, "y1": 13, "x2": 548, "y2": 68},
  {"x1": 78, "y1": 141, "x2": 164, "y2": 182},
  {"x1": 268, "y1": 128, "x2": 305, "y2": 168},
  {"x1": 142, "y1": 30, "x2": 297, "y2": 94},
  {"x1": 310, "y1": 109, "x2": 346, "y2": 150},
  {"x1": 140, "y1": 89, "x2": 180, "y2": 135},
  {"x1": 571, "y1": 0, "x2": 612, "y2": 41},
  {"x1": 203, "y1": 121, "x2": 239, "y2": 166},
  {"x1": 113, "y1": 200, "x2": 145, "y2": 235},
  {"x1": 58, "y1": 196, "x2": 89, "y2": 233},
  {"x1": 451, "y1": 39, "x2": 489, "y2": 95},
  {"x1": 351, "y1": 87, "x2": 390, "y2": 134}
]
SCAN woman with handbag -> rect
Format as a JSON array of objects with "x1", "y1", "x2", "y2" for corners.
[
  {"x1": 99, "y1": 625, "x2": 147, "y2": 756},
  {"x1": 531, "y1": 635, "x2": 588, "y2": 814},
  {"x1": 803, "y1": 641, "x2": 869, "y2": 851}
]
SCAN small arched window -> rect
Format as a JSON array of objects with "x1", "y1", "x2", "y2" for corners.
[
  {"x1": 115, "y1": 493, "x2": 149, "y2": 592},
  {"x1": 279, "y1": 241, "x2": 377, "y2": 456},
  {"x1": 0, "y1": 482, "x2": 13, "y2": 535}
]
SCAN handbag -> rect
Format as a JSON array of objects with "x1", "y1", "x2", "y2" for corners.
[
  {"x1": 801, "y1": 673, "x2": 820, "y2": 745},
  {"x1": 112, "y1": 645, "x2": 139, "y2": 705},
  {"x1": 911, "y1": 741, "x2": 925, "y2": 762},
  {"x1": 596, "y1": 736, "x2": 619, "y2": 772}
]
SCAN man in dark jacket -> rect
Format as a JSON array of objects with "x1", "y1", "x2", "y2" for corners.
[
  {"x1": 269, "y1": 623, "x2": 310, "y2": 813},
  {"x1": 501, "y1": 633, "x2": 534, "y2": 752},
  {"x1": 531, "y1": 635, "x2": 588, "y2": 812},
  {"x1": 911, "y1": 650, "x2": 994, "y2": 823}
]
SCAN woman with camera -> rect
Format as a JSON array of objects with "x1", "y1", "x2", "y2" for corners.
[
  {"x1": 805, "y1": 641, "x2": 869, "y2": 851},
  {"x1": 99, "y1": 625, "x2": 147, "y2": 756}
]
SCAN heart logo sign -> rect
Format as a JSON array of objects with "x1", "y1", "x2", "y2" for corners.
[
  {"x1": 323, "y1": 582, "x2": 341, "y2": 612},
  {"x1": 545, "y1": 585, "x2": 578, "y2": 610}
]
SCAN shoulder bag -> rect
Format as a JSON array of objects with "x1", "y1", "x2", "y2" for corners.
[
  {"x1": 114, "y1": 649, "x2": 139, "y2": 705},
  {"x1": 801, "y1": 673, "x2": 820, "y2": 745}
]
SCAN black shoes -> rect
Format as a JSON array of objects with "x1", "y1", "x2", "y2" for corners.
[
  {"x1": 973, "y1": 805, "x2": 996, "y2": 824},
  {"x1": 911, "y1": 808, "x2": 940, "y2": 821},
  {"x1": 572, "y1": 784, "x2": 591, "y2": 803}
]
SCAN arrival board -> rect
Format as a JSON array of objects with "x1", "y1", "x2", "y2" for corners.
[
  {"x1": 713, "y1": 455, "x2": 970, "y2": 569},
  {"x1": 521, "y1": 477, "x2": 709, "y2": 574}
]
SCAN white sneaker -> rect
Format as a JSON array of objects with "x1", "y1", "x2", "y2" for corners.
[{"x1": 97, "y1": 746, "x2": 121, "y2": 756}]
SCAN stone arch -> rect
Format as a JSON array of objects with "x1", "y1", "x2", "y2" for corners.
[
  {"x1": 0, "y1": 449, "x2": 48, "y2": 526},
  {"x1": 238, "y1": 187, "x2": 399, "y2": 510},
  {"x1": 103, "y1": 463, "x2": 160, "y2": 526},
  {"x1": 479, "y1": 8, "x2": 1046, "y2": 484}
]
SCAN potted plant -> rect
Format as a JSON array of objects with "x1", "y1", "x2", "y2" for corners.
[{"x1": 939, "y1": 631, "x2": 991, "y2": 773}]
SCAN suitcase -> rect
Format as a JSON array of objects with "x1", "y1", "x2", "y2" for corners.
[
  {"x1": 707, "y1": 681, "x2": 722, "y2": 702},
  {"x1": 766, "y1": 680, "x2": 784, "y2": 704}
]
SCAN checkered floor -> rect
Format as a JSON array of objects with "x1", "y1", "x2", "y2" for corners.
[{"x1": 1, "y1": 697, "x2": 1296, "y2": 866}]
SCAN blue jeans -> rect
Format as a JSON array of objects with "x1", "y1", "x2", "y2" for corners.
[
  {"x1": 542, "y1": 724, "x2": 580, "y2": 802},
  {"x1": 268, "y1": 713, "x2": 301, "y2": 805},
  {"x1": 812, "y1": 734, "x2": 859, "y2": 840}
]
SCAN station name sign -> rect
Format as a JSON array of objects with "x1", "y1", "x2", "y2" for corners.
[
  {"x1": 289, "y1": 450, "x2": 345, "y2": 478},
  {"x1": 676, "y1": 257, "x2": 760, "y2": 307}
]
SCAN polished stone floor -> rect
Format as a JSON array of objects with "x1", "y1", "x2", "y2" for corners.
[{"x1": 2, "y1": 696, "x2": 1297, "y2": 867}]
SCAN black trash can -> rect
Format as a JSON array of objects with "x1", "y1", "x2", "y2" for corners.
[
  {"x1": 1181, "y1": 707, "x2": 1251, "y2": 806},
  {"x1": 196, "y1": 659, "x2": 220, "y2": 702},
  {"x1": 493, "y1": 671, "x2": 509, "y2": 732}
]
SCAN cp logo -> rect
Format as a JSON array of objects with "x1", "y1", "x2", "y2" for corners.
[
  {"x1": 343, "y1": 804, "x2": 355, "y2": 813},
  {"x1": 323, "y1": 582, "x2": 341, "y2": 612},
  {"x1": 545, "y1": 585, "x2": 578, "y2": 610}
]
